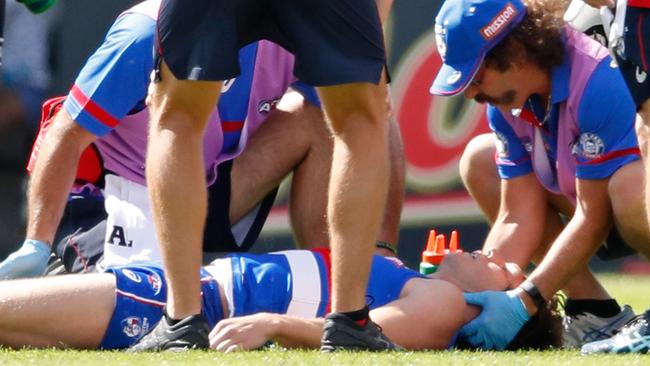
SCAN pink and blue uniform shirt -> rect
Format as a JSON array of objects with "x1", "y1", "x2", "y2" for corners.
[
  {"x1": 490, "y1": 27, "x2": 639, "y2": 203},
  {"x1": 60, "y1": 0, "x2": 318, "y2": 186}
]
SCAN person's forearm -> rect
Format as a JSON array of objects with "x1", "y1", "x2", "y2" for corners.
[
  {"x1": 484, "y1": 219, "x2": 546, "y2": 267},
  {"x1": 26, "y1": 111, "x2": 96, "y2": 244},
  {"x1": 522, "y1": 179, "x2": 613, "y2": 310},
  {"x1": 269, "y1": 314, "x2": 324, "y2": 349},
  {"x1": 525, "y1": 212, "x2": 610, "y2": 301},
  {"x1": 482, "y1": 176, "x2": 549, "y2": 267}
]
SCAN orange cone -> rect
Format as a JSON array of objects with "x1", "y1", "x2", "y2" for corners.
[{"x1": 449, "y1": 230, "x2": 460, "y2": 253}]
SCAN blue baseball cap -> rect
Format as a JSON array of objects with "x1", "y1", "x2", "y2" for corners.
[{"x1": 429, "y1": 0, "x2": 527, "y2": 96}]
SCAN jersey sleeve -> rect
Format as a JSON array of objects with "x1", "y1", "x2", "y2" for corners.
[
  {"x1": 487, "y1": 105, "x2": 534, "y2": 179},
  {"x1": 574, "y1": 58, "x2": 640, "y2": 180},
  {"x1": 63, "y1": 12, "x2": 156, "y2": 137}
]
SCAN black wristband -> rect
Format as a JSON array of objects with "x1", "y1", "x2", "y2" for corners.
[
  {"x1": 376, "y1": 241, "x2": 398, "y2": 255},
  {"x1": 520, "y1": 281, "x2": 547, "y2": 308}
]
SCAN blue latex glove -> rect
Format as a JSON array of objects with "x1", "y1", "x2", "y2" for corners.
[
  {"x1": 0, "y1": 239, "x2": 51, "y2": 280},
  {"x1": 459, "y1": 290, "x2": 530, "y2": 350}
]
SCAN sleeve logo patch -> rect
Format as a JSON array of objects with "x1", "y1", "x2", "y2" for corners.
[{"x1": 573, "y1": 133, "x2": 605, "y2": 159}]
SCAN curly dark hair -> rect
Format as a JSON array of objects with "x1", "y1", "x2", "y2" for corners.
[
  {"x1": 505, "y1": 296, "x2": 563, "y2": 350},
  {"x1": 484, "y1": 0, "x2": 569, "y2": 73}
]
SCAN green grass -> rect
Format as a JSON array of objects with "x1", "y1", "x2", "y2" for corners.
[{"x1": 0, "y1": 274, "x2": 648, "y2": 365}]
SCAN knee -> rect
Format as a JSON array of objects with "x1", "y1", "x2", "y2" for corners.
[
  {"x1": 319, "y1": 84, "x2": 389, "y2": 134},
  {"x1": 459, "y1": 133, "x2": 497, "y2": 189}
]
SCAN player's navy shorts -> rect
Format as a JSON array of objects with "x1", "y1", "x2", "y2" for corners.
[
  {"x1": 156, "y1": 0, "x2": 386, "y2": 86},
  {"x1": 615, "y1": 6, "x2": 650, "y2": 108},
  {"x1": 53, "y1": 161, "x2": 277, "y2": 273},
  {"x1": 98, "y1": 263, "x2": 224, "y2": 349}
]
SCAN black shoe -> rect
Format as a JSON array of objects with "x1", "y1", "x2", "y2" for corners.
[
  {"x1": 320, "y1": 312, "x2": 403, "y2": 352},
  {"x1": 128, "y1": 313, "x2": 210, "y2": 352}
]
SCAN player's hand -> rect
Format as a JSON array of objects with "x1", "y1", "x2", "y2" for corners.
[
  {"x1": 459, "y1": 290, "x2": 530, "y2": 350},
  {"x1": 209, "y1": 313, "x2": 277, "y2": 352},
  {"x1": 0, "y1": 239, "x2": 51, "y2": 280}
]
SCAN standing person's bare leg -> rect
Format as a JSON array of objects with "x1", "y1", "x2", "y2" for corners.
[
  {"x1": 147, "y1": 62, "x2": 222, "y2": 319},
  {"x1": 130, "y1": 62, "x2": 223, "y2": 351},
  {"x1": 318, "y1": 80, "x2": 390, "y2": 314}
]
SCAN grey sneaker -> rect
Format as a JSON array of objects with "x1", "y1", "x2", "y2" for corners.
[
  {"x1": 563, "y1": 305, "x2": 636, "y2": 348},
  {"x1": 128, "y1": 313, "x2": 210, "y2": 352},
  {"x1": 320, "y1": 313, "x2": 402, "y2": 352},
  {"x1": 581, "y1": 310, "x2": 650, "y2": 354}
]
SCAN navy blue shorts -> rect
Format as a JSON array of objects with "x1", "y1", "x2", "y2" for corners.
[
  {"x1": 615, "y1": 6, "x2": 650, "y2": 108},
  {"x1": 156, "y1": 0, "x2": 386, "y2": 86}
]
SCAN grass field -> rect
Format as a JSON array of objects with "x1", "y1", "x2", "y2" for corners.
[{"x1": 0, "y1": 273, "x2": 648, "y2": 365}]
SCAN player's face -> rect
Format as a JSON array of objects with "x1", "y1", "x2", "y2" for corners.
[
  {"x1": 436, "y1": 250, "x2": 525, "y2": 292},
  {"x1": 463, "y1": 63, "x2": 530, "y2": 113}
]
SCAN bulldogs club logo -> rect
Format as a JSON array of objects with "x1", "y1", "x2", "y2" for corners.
[
  {"x1": 572, "y1": 133, "x2": 605, "y2": 159},
  {"x1": 121, "y1": 316, "x2": 150, "y2": 338},
  {"x1": 147, "y1": 273, "x2": 163, "y2": 295}
]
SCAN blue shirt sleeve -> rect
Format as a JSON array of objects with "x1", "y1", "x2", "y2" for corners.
[
  {"x1": 575, "y1": 58, "x2": 640, "y2": 179},
  {"x1": 487, "y1": 105, "x2": 534, "y2": 179},
  {"x1": 63, "y1": 12, "x2": 156, "y2": 137},
  {"x1": 290, "y1": 80, "x2": 321, "y2": 108}
]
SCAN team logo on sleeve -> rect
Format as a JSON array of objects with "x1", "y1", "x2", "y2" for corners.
[
  {"x1": 495, "y1": 132, "x2": 509, "y2": 158},
  {"x1": 121, "y1": 316, "x2": 150, "y2": 338},
  {"x1": 573, "y1": 133, "x2": 605, "y2": 159}
]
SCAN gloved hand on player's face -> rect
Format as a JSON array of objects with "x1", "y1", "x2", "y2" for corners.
[
  {"x1": 0, "y1": 239, "x2": 51, "y2": 280},
  {"x1": 458, "y1": 290, "x2": 530, "y2": 350},
  {"x1": 16, "y1": 0, "x2": 57, "y2": 14}
]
